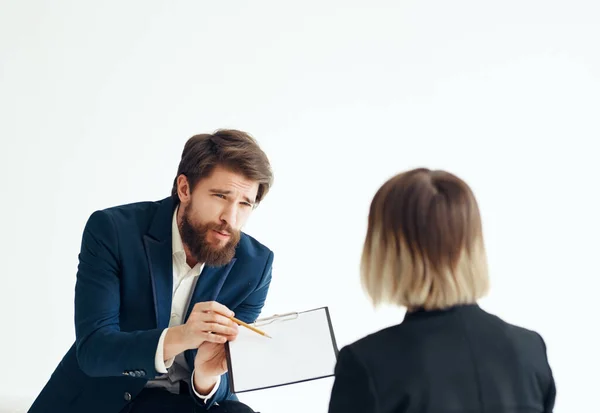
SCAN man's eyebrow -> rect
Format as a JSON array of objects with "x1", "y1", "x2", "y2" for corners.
[
  {"x1": 209, "y1": 189, "x2": 255, "y2": 205},
  {"x1": 209, "y1": 188, "x2": 230, "y2": 194}
]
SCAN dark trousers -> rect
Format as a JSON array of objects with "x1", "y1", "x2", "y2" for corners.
[{"x1": 121, "y1": 388, "x2": 258, "y2": 413}]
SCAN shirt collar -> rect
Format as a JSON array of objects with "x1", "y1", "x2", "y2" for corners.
[{"x1": 172, "y1": 205, "x2": 186, "y2": 260}]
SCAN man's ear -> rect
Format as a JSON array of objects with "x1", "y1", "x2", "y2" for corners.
[{"x1": 177, "y1": 174, "x2": 191, "y2": 202}]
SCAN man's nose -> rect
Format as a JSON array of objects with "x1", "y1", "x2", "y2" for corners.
[{"x1": 220, "y1": 205, "x2": 237, "y2": 228}]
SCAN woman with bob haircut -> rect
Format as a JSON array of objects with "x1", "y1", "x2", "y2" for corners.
[{"x1": 328, "y1": 168, "x2": 556, "y2": 413}]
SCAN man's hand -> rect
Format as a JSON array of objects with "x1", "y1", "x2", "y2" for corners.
[
  {"x1": 163, "y1": 301, "x2": 238, "y2": 362},
  {"x1": 193, "y1": 341, "x2": 229, "y2": 393}
]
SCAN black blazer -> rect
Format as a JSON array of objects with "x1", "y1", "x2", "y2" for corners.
[{"x1": 328, "y1": 304, "x2": 555, "y2": 413}]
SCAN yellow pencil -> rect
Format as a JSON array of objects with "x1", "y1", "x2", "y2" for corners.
[{"x1": 228, "y1": 316, "x2": 271, "y2": 338}]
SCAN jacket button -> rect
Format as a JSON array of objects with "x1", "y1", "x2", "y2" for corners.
[{"x1": 124, "y1": 392, "x2": 132, "y2": 401}]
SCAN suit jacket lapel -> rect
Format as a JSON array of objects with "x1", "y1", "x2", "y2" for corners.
[
  {"x1": 143, "y1": 197, "x2": 176, "y2": 330},
  {"x1": 184, "y1": 259, "x2": 237, "y2": 322},
  {"x1": 184, "y1": 258, "x2": 237, "y2": 370}
]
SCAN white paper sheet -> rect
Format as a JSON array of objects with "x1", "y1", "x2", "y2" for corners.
[{"x1": 226, "y1": 307, "x2": 339, "y2": 393}]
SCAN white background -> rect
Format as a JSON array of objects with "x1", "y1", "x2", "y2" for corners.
[{"x1": 1, "y1": 1, "x2": 599, "y2": 412}]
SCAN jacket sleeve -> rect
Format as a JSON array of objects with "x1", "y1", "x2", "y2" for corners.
[
  {"x1": 328, "y1": 345, "x2": 378, "y2": 413},
  {"x1": 74, "y1": 210, "x2": 163, "y2": 378},
  {"x1": 193, "y1": 251, "x2": 274, "y2": 409},
  {"x1": 544, "y1": 374, "x2": 557, "y2": 413},
  {"x1": 230, "y1": 250, "x2": 274, "y2": 324},
  {"x1": 538, "y1": 333, "x2": 557, "y2": 413}
]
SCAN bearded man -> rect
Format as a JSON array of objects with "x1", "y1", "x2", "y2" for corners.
[{"x1": 30, "y1": 130, "x2": 274, "y2": 413}]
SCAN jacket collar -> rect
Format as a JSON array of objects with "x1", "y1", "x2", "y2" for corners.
[
  {"x1": 143, "y1": 197, "x2": 177, "y2": 329},
  {"x1": 143, "y1": 196, "x2": 237, "y2": 329},
  {"x1": 403, "y1": 303, "x2": 481, "y2": 321}
]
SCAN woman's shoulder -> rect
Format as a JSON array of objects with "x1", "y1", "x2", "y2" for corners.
[
  {"x1": 471, "y1": 306, "x2": 548, "y2": 346},
  {"x1": 344, "y1": 305, "x2": 548, "y2": 360},
  {"x1": 343, "y1": 322, "x2": 412, "y2": 359}
]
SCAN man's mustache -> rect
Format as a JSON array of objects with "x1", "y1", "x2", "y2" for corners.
[{"x1": 207, "y1": 222, "x2": 236, "y2": 236}]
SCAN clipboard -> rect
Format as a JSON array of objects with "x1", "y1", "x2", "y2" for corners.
[{"x1": 225, "y1": 306, "x2": 339, "y2": 393}]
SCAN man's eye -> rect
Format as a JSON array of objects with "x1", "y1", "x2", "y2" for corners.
[
  {"x1": 241, "y1": 202, "x2": 253, "y2": 207},
  {"x1": 213, "y1": 194, "x2": 226, "y2": 199}
]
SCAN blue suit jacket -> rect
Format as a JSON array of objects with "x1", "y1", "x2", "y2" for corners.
[{"x1": 29, "y1": 197, "x2": 274, "y2": 413}]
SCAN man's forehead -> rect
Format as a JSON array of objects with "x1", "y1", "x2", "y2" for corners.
[
  {"x1": 202, "y1": 167, "x2": 259, "y2": 195},
  {"x1": 206, "y1": 168, "x2": 254, "y2": 184}
]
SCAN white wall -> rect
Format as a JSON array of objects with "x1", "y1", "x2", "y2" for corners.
[{"x1": 1, "y1": 1, "x2": 598, "y2": 411}]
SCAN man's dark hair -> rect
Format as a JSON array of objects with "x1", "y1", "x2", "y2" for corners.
[{"x1": 171, "y1": 129, "x2": 273, "y2": 205}]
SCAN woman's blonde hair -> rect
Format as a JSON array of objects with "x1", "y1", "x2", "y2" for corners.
[{"x1": 361, "y1": 168, "x2": 489, "y2": 310}]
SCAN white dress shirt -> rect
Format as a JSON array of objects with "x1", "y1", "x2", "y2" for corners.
[{"x1": 144, "y1": 206, "x2": 220, "y2": 401}]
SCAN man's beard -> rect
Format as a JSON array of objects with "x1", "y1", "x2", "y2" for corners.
[{"x1": 179, "y1": 205, "x2": 241, "y2": 267}]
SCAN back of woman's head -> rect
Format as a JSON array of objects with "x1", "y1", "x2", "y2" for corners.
[{"x1": 361, "y1": 168, "x2": 489, "y2": 310}]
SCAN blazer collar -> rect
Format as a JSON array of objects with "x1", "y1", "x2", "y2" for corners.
[
  {"x1": 144, "y1": 197, "x2": 177, "y2": 329},
  {"x1": 147, "y1": 196, "x2": 177, "y2": 243},
  {"x1": 183, "y1": 258, "x2": 237, "y2": 372},
  {"x1": 184, "y1": 259, "x2": 237, "y2": 322},
  {"x1": 403, "y1": 303, "x2": 481, "y2": 321},
  {"x1": 143, "y1": 196, "x2": 238, "y2": 329}
]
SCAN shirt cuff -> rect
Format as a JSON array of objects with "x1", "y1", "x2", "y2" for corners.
[
  {"x1": 191, "y1": 369, "x2": 220, "y2": 402},
  {"x1": 155, "y1": 328, "x2": 175, "y2": 374}
]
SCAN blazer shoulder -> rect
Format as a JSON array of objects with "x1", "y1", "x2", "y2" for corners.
[
  {"x1": 476, "y1": 309, "x2": 551, "y2": 368},
  {"x1": 237, "y1": 232, "x2": 273, "y2": 260},
  {"x1": 346, "y1": 322, "x2": 406, "y2": 359},
  {"x1": 92, "y1": 200, "x2": 165, "y2": 223},
  {"x1": 99, "y1": 199, "x2": 162, "y2": 221},
  {"x1": 502, "y1": 318, "x2": 548, "y2": 353},
  {"x1": 479, "y1": 309, "x2": 544, "y2": 345},
  {"x1": 84, "y1": 199, "x2": 167, "y2": 237}
]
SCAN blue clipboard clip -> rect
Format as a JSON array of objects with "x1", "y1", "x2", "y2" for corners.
[{"x1": 253, "y1": 312, "x2": 299, "y2": 327}]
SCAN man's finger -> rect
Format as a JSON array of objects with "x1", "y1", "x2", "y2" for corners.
[
  {"x1": 203, "y1": 332, "x2": 227, "y2": 343},
  {"x1": 202, "y1": 322, "x2": 238, "y2": 337},
  {"x1": 207, "y1": 301, "x2": 235, "y2": 317},
  {"x1": 198, "y1": 312, "x2": 238, "y2": 329},
  {"x1": 194, "y1": 301, "x2": 234, "y2": 317}
]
